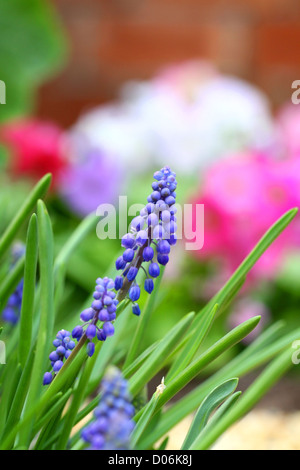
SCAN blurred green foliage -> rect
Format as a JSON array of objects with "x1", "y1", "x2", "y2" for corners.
[{"x1": 0, "y1": 0, "x2": 67, "y2": 121}]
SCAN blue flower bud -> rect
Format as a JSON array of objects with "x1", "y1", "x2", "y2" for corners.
[
  {"x1": 103, "y1": 322, "x2": 115, "y2": 337},
  {"x1": 127, "y1": 266, "x2": 138, "y2": 281},
  {"x1": 167, "y1": 233, "x2": 177, "y2": 245},
  {"x1": 144, "y1": 278, "x2": 154, "y2": 294},
  {"x1": 170, "y1": 220, "x2": 177, "y2": 233},
  {"x1": 132, "y1": 304, "x2": 141, "y2": 316},
  {"x1": 129, "y1": 285, "x2": 140, "y2": 302},
  {"x1": 56, "y1": 346, "x2": 66, "y2": 356},
  {"x1": 136, "y1": 229, "x2": 148, "y2": 245},
  {"x1": 130, "y1": 216, "x2": 144, "y2": 231},
  {"x1": 155, "y1": 200, "x2": 167, "y2": 212},
  {"x1": 149, "y1": 262, "x2": 160, "y2": 278},
  {"x1": 161, "y1": 210, "x2": 171, "y2": 223},
  {"x1": 161, "y1": 187, "x2": 170, "y2": 198},
  {"x1": 116, "y1": 256, "x2": 127, "y2": 270},
  {"x1": 43, "y1": 372, "x2": 53, "y2": 386},
  {"x1": 165, "y1": 195, "x2": 176, "y2": 206},
  {"x1": 87, "y1": 342, "x2": 95, "y2": 357},
  {"x1": 72, "y1": 325, "x2": 83, "y2": 340},
  {"x1": 93, "y1": 291, "x2": 102, "y2": 300},
  {"x1": 143, "y1": 246, "x2": 154, "y2": 261},
  {"x1": 80, "y1": 308, "x2": 94, "y2": 322},
  {"x1": 98, "y1": 309, "x2": 109, "y2": 322},
  {"x1": 49, "y1": 351, "x2": 59, "y2": 362},
  {"x1": 148, "y1": 213, "x2": 158, "y2": 227},
  {"x1": 95, "y1": 284, "x2": 105, "y2": 293},
  {"x1": 91, "y1": 299, "x2": 102, "y2": 310},
  {"x1": 154, "y1": 170, "x2": 164, "y2": 180},
  {"x1": 157, "y1": 253, "x2": 169, "y2": 266},
  {"x1": 65, "y1": 350, "x2": 72, "y2": 359},
  {"x1": 86, "y1": 324, "x2": 96, "y2": 339},
  {"x1": 146, "y1": 203, "x2": 155, "y2": 213},
  {"x1": 123, "y1": 248, "x2": 135, "y2": 263},
  {"x1": 153, "y1": 224, "x2": 165, "y2": 239},
  {"x1": 151, "y1": 191, "x2": 161, "y2": 201},
  {"x1": 107, "y1": 303, "x2": 117, "y2": 314},
  {"x1": 103, "y1": 295, "x2": 113, "y2": 306},
  {"x1": 107, "y1": 312, "x2": 116, "y2": 321},
  {"x1": 97, "y1": 329, "x2": 106, "y2": 341},
  {"x1": 121, "y1": 233, "x2": 135, "y2": 249},
  {"x1": 167, "y1": 174, "x2": 176, "y2": 183},
  {"x1": 114, "y1": 275, "x2": 123, "y2": 291},
  {"x1": 53, "y1": 360, "x2": 64, "y2": 372},
  {"x1": 157, "y1": 240, "x2": 171, "y2": 254}
]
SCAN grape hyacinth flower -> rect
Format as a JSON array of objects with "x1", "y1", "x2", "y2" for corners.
[
  {"x1": 115, "y1": 166, "x2": 177, "y2": 315},
  {"x1": 71, "y1": 277, "x2": 118, "y2": 357},
  {"x1": 2, "y1": 279, "x2": 24, "y2": 325},
  {"x1": 81, "y1": 367, "x2": 135, "y2": 450},
  {"x1": 1, "y1": 242, "x2": 25, "y2": 325},
  {"x1": 44, "y1": 278, "x2": 118, "y2": 384},
  {"x1": 43, "y1": 329, "x2": 76, "y2": 385}
]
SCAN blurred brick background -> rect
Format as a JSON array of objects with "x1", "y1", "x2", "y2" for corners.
[{"x1": 37, "y1": 0, "x2": 300, "y2": 127}]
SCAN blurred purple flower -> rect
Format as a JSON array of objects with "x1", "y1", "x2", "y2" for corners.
[{"x1": 59, "y1": 137, "x2": 122, "y2": 216}]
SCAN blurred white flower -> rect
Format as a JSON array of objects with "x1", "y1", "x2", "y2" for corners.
[{"x1": 71, "y1": 60, "x2": 275, "y2": 175}]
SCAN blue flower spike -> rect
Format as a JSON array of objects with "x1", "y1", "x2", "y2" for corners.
[
  {"x1": 43, "y1": 329, "x2": 76, "y2": 385},
  {"x1": 81, "y1": 367, "x2": 135, "y2": 450},
  {"x1": 2, "y1": 242, "x2": 26, "y2": 325},
  {"x1": 115, "y1": 166, "x2": 177, "y2": 316},
  {"x1": 71, "y1": 277, "x2": 118, "y2": 358},
  {"x1": 44, "y1": 278, "x2": 118, "y2": 384}
]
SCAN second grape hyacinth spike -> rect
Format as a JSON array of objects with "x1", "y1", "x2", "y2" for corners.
[{"x1": 72, "y1": 277, "x2": 118, "y2": 354}]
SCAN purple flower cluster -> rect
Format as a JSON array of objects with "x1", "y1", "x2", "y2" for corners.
[
  {"x1": 2, "y1": 279, "x2": 24, "y2": 325},
  {"x1": 1, "y1": 243, "x2": 26, "y2": 325},
  {"x1": 43, "y1": 277, "x2": 118, "y2": 384},
  {"x1": 71, "y1": 277, "x2": 118, "y2": 357},
  {"x1": 81, "y1": 367, "x2": 135, "y2": 450},
  {"x1": 115, "y1": 166, "x2": 177, "y2": 315},
  {"x1": 43, "y1": 329, "x2": 76, "y2": 385}
]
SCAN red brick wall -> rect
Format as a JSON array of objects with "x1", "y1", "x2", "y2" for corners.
[{"x1": 37, "y1": 0, "x2": 300, "y2": 127}]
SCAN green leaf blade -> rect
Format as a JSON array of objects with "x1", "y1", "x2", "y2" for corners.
[
  {"x1": 182, "y1": 378, "x2": 238, "y2": 449},
  {"x1": 0, "y1": 174, "x2": 51, "y2": 260},
  {"x1": 129, "y1": 311, "x2": 195, "y2": 396}
]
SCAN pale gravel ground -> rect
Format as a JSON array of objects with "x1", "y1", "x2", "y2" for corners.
[
  {"x1": 73, "y1": 378, "x2": 300, "y2": 449},
  {"x1": 165, "y1": 410, "x2": 300, "y2": 450}
]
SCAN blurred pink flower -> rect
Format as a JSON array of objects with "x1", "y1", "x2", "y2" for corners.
[
  {"x1": 276, "y1": 103, "x2": 300, "y2": 156},
  {"x1": 1, "y1": 119, "x2": 67, "y2": 188},
  {"x1": 228, "y1": 299, "x2": 270, "y2": 343},
  {"x1": 153, "y1": 60, "x2": 217, "y2": 102},
  {"x1": 188, "y1": 151, "x2": 300, "y2": 281}
]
